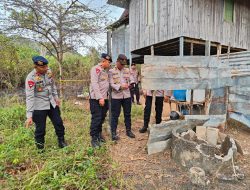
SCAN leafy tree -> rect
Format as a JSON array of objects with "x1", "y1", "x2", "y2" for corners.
[
  {"x1": 0, "y1": 0, "x2": 111, "y2": 96},
  {"x1": 0, "y1": 34, "x2": 39, "y2": 90}
]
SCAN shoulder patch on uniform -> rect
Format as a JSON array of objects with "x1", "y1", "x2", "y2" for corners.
[
  {"x1": 96, "y1": 68, "x2": 100, "y2": 74},
  {"x1": 28, "y1": 80, "x2": 35, "y2": 88}
]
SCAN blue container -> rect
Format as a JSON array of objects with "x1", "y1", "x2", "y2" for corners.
[{"x1": 173, "y1": 90, "x2": 186, "y2": 101}]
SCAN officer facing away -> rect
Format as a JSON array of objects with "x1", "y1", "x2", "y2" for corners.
[
  {"x1": 130, "y1": 63, "x2": 141, "y2": 105},
  {"x1": 139, "y1": 90, "x2": 171, "y2": 133},
  {"x1": 89, "y1": 53, "x2": 112, "y2": 148},
  {"x1": 25, "y1": 56, "x2": 67, "y2": 149},
  {"x1": 109, "y1": 54, "x2": 136, "y2": 141}
]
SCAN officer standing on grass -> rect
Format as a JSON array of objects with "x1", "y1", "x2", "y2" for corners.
[
  {"x1": 25, "y1": 56, "x2": 67, "y2": 150},
  {"x1": 89, "y1": 53, "x2": 112, "y2": 148},
  {"x1": 109, "y1": 54, "x2": 135, "y2": 141}
]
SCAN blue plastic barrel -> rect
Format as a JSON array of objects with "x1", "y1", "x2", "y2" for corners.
[{"x1": 173, "y1": 90, "x2": 186, "y2": 101}]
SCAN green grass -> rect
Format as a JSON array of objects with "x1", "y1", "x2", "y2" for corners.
[{"x1": 0, "y1": 98, "x2": 136, "y2": 190}]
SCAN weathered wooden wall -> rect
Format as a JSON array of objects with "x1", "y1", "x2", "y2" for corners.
[
  {"x1": 129, "y1": 0, "x2": 250, "y2": 52},
  {"x1": 111, "y1": 24, "x2": 130, "y2": 62},
  {"x1": 141, "y1": 56, "x2": 232, "y2": 90}
]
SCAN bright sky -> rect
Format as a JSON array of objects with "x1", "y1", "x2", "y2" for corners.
[
  {"x1": 70, "y1": 0, "x2": 124, "y2": 54},
  {"x1": 83, "y1": 0, "x2": 124, "y2": 20},
  {"x1": 76, "y1": 0, "x2": 125, "y2": 54}
]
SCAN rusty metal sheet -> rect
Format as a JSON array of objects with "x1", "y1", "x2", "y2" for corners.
[{"x1": 142, "y1": 56, "x2": 232, "y2": 90}]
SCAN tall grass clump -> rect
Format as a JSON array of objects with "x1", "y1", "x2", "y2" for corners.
[{"x1": 0, "y1": 98, "x2": 126, "y2": 189}]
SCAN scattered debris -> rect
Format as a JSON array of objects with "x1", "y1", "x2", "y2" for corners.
[
  {"x1": 147, "y1": 115, "x2": 245, "y2": 181},
  {"x1": 189, "y1": 167, "x2": 208, "y2": 186}
]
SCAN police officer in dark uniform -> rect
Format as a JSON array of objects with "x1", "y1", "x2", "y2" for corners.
[
  {"x1": 89, "y1": 53, "x2": 112, "y2": 148},
  {"x1": 25, "y1": 56, "x2": 67, "y2": 150},
  {"x1": 109, "y1": 54, "x2": 136, "y2": 140}
]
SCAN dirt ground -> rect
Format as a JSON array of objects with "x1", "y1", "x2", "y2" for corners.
[{"x1": 108, "y1": 102, "x2": 250, "y2": 190}]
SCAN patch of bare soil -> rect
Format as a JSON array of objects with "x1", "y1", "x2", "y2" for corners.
[{"x1": 109, "y1": 114, "x2": 250, "y2": 190}]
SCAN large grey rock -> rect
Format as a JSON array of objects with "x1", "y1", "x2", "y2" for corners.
[
  {"x1": 148, "y1": 118, "x2": 212, "y2": 144},
  {"x1": 147, "y1": 115, "x2": 227, "y2": 155},
  {"x1": 172, "y1": 127, "x2": 238, "y2": 174},
  {"x1": 148, "y1": 120, "x2": 187, "y2": 144},
  {"x1": 147, "y1": 139, "x2": 171, "y2": 155}
]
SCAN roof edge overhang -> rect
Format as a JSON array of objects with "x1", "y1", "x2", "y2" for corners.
[{"x1": 107, "y1": 0, "x2": 129, "y2": 9}]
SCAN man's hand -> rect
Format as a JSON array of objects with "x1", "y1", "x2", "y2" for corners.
[
  {"x1": 99, "y1": 98, "x2": 105, "y2": 106},
  {"x1": 164, "y1": 96, "x2": 170, "y2": 103},
  {"x1": 55, "y1": 98, "x2": 61, "y2": 107},
  {"x1": 26, "y1": 117, "x2": 33, "y2": 128},
  {"x1": 121, "y1": 83, "x2": 129, "y2": 90}
]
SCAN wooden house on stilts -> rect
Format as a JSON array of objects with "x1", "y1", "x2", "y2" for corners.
[{"x1": 107, "y1": 0, "x2": 250, "y2": 119}]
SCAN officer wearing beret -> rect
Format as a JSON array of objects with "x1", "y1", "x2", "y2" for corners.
[
  {"x1": 25, "y1": 56, "x2": 67, "y2": 150},
  {"x1": 89, "y1": 53, "x2": 112, "y2": 148},
  {"x1": 109, "y1": 54, "x2": 135, "y2": 141}
]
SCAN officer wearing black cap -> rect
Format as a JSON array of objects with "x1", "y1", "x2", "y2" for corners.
[
  {"x1": 89, "y1": 53, "x2": 112, "y2": 148},
  {"x1": 25, "y1": 55, "x2": 67, "y2": 150},
  {"x1": 109, "y1": 54, "x2": 136, "y2": 141}
]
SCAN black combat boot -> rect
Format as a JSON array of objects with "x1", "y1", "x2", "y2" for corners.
[
  {"x1": 58, "y1": 137, "x2": 68, "y2": 148},
  {"x1": 36, "y1": 142, "x2": 44, "y2": 150},
  {"x1": 111, "y1": 131, "x2": 120, "y2": 141},
  {"x1": 139, "y1": 126, "x2": 148, "y2": 133},
  {"x1": 126, "y1": 131, "x2": 135, "y2": 138},
  {"x1": 98, "y1": 133, "x2": 106, "y2": 143},
  {"x1": 91, "y1": 136, "x2": 100, "y2": 148}
]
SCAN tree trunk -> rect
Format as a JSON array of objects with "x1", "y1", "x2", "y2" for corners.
[{"x1": 58, "y1": 52, "x2": 63, "y2": 99}]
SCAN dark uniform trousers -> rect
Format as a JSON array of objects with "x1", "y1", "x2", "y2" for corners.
[
  {"x1": 111, "y1": 98, "x2": 132, "y2": 133},
  {"x1": 144, "y1": 96, "x2": 164, "y2": 127},
  {"x1": 32, "y1": 104, "x2": 65, "y2": 144},
  {"x1": 89, "y1": 99, "x2": 109, "y2": 138},
  {"x1": 130, "y1": 83, "x2": 140, "y2": 103}
]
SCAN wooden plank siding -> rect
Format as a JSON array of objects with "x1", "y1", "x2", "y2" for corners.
[
  {"x1": 129, "y1": 0, "x2": 250, "y2": 52},
  {"x1": 141, "y1": 56, "x2": 232, "y2": 90},
  {"x1": 111, "y1": 24, "x2": 130, "y2": 62}
]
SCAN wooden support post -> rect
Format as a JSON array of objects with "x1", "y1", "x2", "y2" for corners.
[
  {"x1": 217, "y1": 44, "x2": 222, "y2": 58},
  {"x1": 190, "y1": 42, "x2": 194, "y2": 56},
  {"x1": 107, "y1": 31, "x2": 112, "y2": 134},
  {"x1": 151, "y1": 46, "x2": 156, "y2": 123},
  {"x1": 190, "y1": 42, "x2": 194, "y2": 115},
  {"x1": 179, "y1": 36, "x2": 184, "y2": 56},
  {"x1": 205, "y1": 41, "x2": 211, "y2": 56},
  {"x1": 151, "y1": 45, "x2": 155, "y2": 56},
  {"x1": 225, "y1": 44, "x2": 231, "y2": 129},
  {"x1": 205, "y1": 41, "x2": 211, "y2": 115}
]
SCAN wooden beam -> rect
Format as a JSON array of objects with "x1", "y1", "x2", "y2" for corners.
[
  {"x1": 217, "y1": 44, "x2": 222, "y2": 58},
  {"x1": 179, "y1": 37, "x2": 184, "y2": 56},
  {"x1": 205, "y1": 41, "x2": 211, "y2": 56},
  {"x1": 190, "y1": 42, "x2": 194, "y2": 115},
  {"x1": 184, "y1": 38, "x2": 218, "y2": 47},
  {"x1": 205, "y1": 41, "x2": 211, "y2": 114},
  {"x1": 151, "y1": 45, "x2": 155, "y2": 123},
  {"x1": 151, "y1": 46, "x2": 154, "y2": 56}
]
